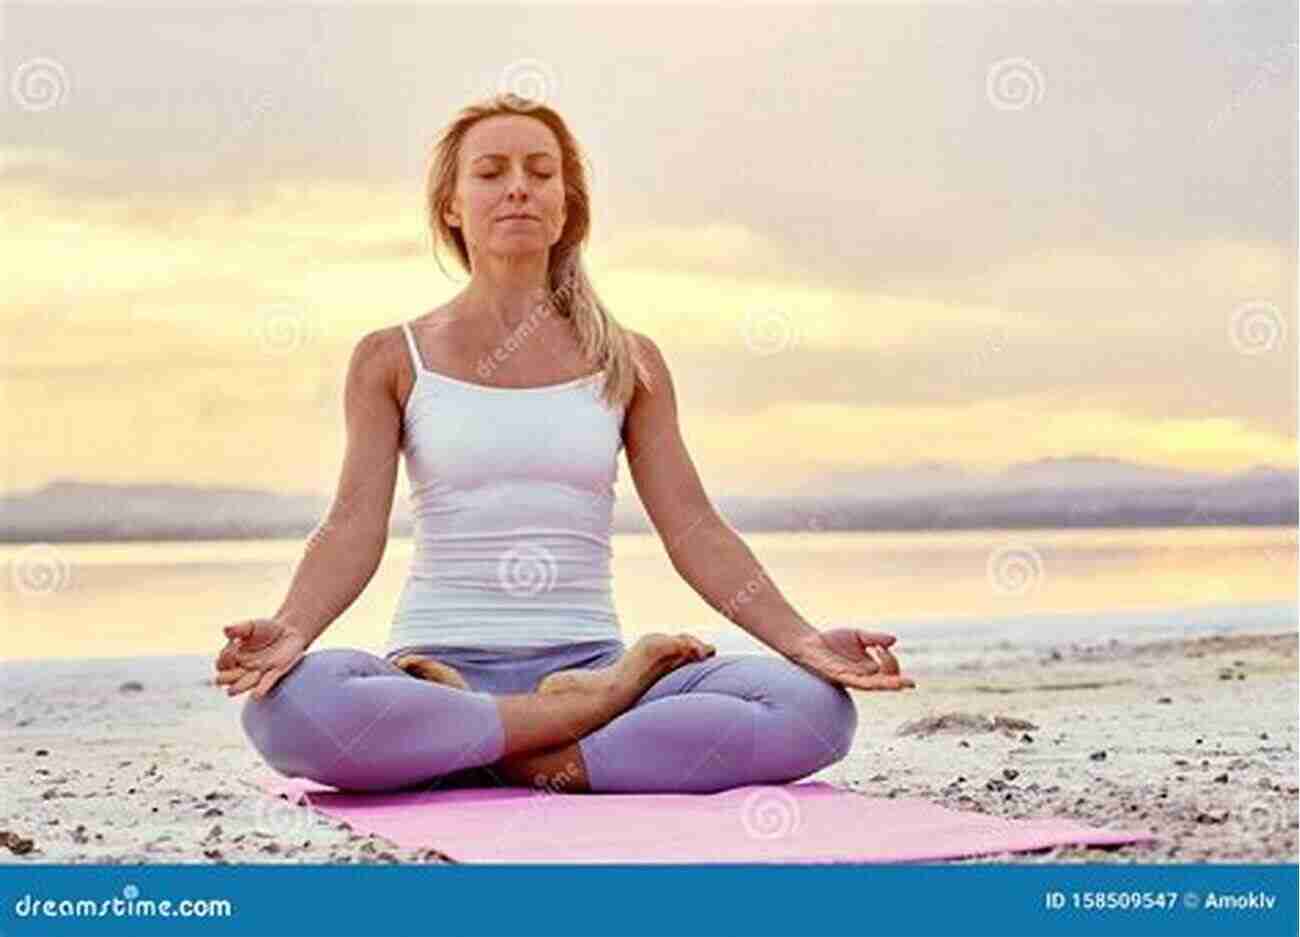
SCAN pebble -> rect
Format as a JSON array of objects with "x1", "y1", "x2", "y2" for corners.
[
  {"x1": 118, "y1": 681, "x2": 144, "y2": 693},
  {"x1": 1002, "y1": 769, "x2": 1019, "y2": 781},
  {"x1": 1089, "y1": 750, "x2": 1107, "y2": 761},
  {"x1": 1213, "y1": 773, "x2": 1229, "y2": 783},
  {"x1": 0, "y1": 831, "x2": 35, "y2": 855},
  {"x1": 1156, "y1": 696, "x2": 1172, "y2": 704}
]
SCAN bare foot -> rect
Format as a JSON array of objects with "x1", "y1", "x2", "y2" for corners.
[
  {"x1": 392, "y1": 654, "x2": 470, "y2": 690},
  {"x1": 536, "y1": 632, "x2": 714, "y2": 707}
]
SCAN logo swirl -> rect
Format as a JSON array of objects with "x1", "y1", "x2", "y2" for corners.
[
  {"x1": 497, "y1": 543, "x2": 559, "y2": 597},
  {"x1": 1229, "y1": 301, "x2": 1285, "y2": 355},
  {"x1": 498, "y1": 59, "x2": 558, "y2": 110},
  {"x1": 986, "y1": 543, "x2": 1044, "y2": 596},
  {"x1": 985, "y1": 57, "x2": 1045, "y2": 111},
  {"x1": 11, "y1": 57, "x2": 70, "y2": 112},
  {"x1": 740, "y1": 788, "x2": 801, "y2": 840},
  {"x1": 252, "y1": 304, "x2": 315, "y2": 356},
  {"x1": 10, "y1": 543, "x2": 72, "y2": 596},
  {"x1": 741, "y1": 307, "x2": 799, "y2": 356}
]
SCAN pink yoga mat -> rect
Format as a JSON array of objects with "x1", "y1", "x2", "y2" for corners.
[{"x1": 258, "y1": 775, "x2": 1157, "y2": 863}]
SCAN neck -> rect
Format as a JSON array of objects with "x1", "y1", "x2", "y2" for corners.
[{"x1": 460, "y1": 252, "x2": 552, "y2": 331}]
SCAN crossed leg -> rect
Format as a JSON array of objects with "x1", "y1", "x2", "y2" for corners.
[
  {"x1": 240, "y1": 643, "x2": 858, "y2": 795},
  {"x1": 501, "y1": 652, "x2": 860, "y2": 794}
]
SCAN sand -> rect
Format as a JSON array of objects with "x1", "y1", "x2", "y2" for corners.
[{"x1": 1, "y1": 629, "x2": 1296, "y2": 865}]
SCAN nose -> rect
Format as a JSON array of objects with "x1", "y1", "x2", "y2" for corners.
[{"x1": 505, "y1": 166, "x2": 539, "y2": 201}]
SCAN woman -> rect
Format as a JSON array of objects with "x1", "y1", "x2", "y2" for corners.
[{"x1": 215, "y1": 93, "x2": 915, "y2": 795}]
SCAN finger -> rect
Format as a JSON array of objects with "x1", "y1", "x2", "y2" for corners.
[
  {"x1": 215, "y1": 639, "x2": 242, "y2": 671},
  {"x1": 213, "y1": 667, "x2": 250, "y2": 686},
  {"x1": 234, "y1": 639, "x2": 281, "y2": 668},
  {"x1": 252, "y1": 667, "x2": 282, "y2": 700},
  {"x1": 843, "y1": 673, "x2": 915, "y2": 692},
  {"x1": 224, "y1": 621, "x2": 254, "y2": 641},
  {"x1": 872, "y1": 645, "x2": 901, "y2": 676},
  {"x1": 226, "y1": 669, "x2": 261, "y2": 697},
  {"x1": 677, "y1": 634, "x2": 710, "y2": 660},
  {"x1": 855, "y1": 630, "x2": 897, "y2": 648},
  {"x1": 233, "y1": 647, "x2": 269, "y2": 668}
]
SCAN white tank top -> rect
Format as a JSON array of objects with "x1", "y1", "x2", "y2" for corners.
[{"x1": 384, "y1": 320, "x2": 627, "y2": 656}]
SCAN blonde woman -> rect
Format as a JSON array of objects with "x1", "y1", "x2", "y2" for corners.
[{"x1": 216, "y1": 93, "x2": 914, "y2": 794}]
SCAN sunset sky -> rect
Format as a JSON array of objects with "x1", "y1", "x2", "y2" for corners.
[{"x1": 2, "y1": 1, "x2": 1295, "y2": 502}]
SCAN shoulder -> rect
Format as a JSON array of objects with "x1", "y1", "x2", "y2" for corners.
[
  {"x1": 627, "y1": 329, "x2": 673, "y2": 387},
  {"x1": 345, "y1": 325, "x2": 409, "y2": 400},
  {"x1": 625, "y1": 329, "x2": 677, "y2": 411}
]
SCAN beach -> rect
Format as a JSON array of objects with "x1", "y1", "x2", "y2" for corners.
[{"x1": 1, "y1": 628, "x2": 1296, "y2": 865}]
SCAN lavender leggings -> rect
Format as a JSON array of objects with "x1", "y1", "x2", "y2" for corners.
[{"x1": 240, "y1": 638, "x2": 858, "y2": 794}]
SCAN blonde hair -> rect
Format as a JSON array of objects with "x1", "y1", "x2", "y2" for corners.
[{"x1": 424, "y1": 93, "x2": 651, "y2": 409}]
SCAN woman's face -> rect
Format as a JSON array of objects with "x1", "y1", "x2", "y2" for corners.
[{"x1": 448, "y1": 114, "x2": 567, "y2": 261}]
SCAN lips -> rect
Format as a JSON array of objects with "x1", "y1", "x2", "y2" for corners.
[{"x1": 498, "y1": 214, "x2": 539, "y2": 221}]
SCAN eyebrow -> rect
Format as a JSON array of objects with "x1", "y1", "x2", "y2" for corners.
[{"x1": 471, "y1": 152, "x2": 557, "y2": 163}]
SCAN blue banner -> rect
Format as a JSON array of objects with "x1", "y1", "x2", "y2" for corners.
[{"x1": 2, "y1": 863, "x2": 1296, "y2": 936}]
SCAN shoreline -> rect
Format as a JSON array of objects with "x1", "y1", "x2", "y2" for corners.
[{"x1": 1, "y1": 628, "x2": 1296, "y2": 864}]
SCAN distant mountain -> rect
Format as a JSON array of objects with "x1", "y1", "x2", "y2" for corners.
[
  {"x1": 993, "y1": 456, "x2": 1221, "y2": 491},
  {"x1": 1, "y1": 460, "x2": 1295, "y2": 543},
  {"x1": 797, "y1": 456, "x2": 1222, "y2": 499}
]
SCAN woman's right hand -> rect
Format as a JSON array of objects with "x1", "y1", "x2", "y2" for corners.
[{"x1": 214, "y1": 617, "x2": 310, "y2": 700}]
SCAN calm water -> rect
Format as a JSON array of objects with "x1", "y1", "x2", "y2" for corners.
[{"x1": 1, "y1": 527, "x2": 1295, "y2": 664}]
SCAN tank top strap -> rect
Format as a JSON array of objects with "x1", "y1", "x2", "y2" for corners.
[{"x1": 400, "y1": 321, "x2": 427, "y2": 374}]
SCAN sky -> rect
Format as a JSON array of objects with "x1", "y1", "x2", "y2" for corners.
[{"x1": 1, "y1": 0, "x2": 1296, "y2": 501}]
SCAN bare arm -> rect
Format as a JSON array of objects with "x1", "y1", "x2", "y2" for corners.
[
  {"x1": 623, "y1": 332, "x2": 819, "y2": 658},
  {"x1": 272, "y1": 328, "x2": 404, "y2": 646}
]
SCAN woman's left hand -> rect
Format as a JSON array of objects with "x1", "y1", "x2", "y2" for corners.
[{"x1": 786, "y1": 627, "x2": 917, "y2": 692}]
